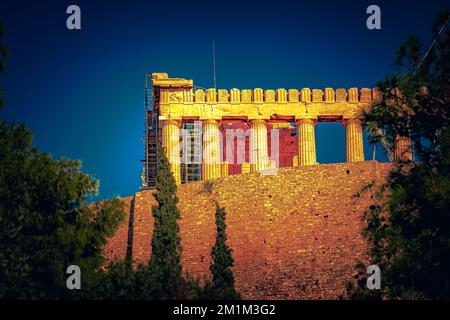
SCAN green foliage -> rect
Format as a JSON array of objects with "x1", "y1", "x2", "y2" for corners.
[
  {"x1": 149, "y1": 143, "x2": 185, "y2": 299},
  {"x1": 85, "y1": 261, "x2": 137, "y2": 299},
  {"x1": 87, "y1": 151, "x2": 241, "y2": 300},
  {"x1": 0, "y1": 23, "x2": 237, "y2": 300},
  {"x1": 0, "y1": 123, "x2": 202, "y2": 300},
  {"x1": 86, "y1": 259, "x2": 206, "y2": 300},
  {"x1": 1, "y1": 22, "x2": 124, "y2": 299},
  {"x1": 363, "y1": 11, "x2": 450, "y2": 156},
  {"x1": 205, "y1": 203, "x2": 240, "y2": 300},
  {"x1": 0, "y1": 121, "x2": 125, "y2": 299},
  {"x1": 345, "y1": 262, "x2": 382, "y2": 300},
  {"x1": 84, "y1": 261, "x2": 161, "y2": 299},
  {"x1": 352, "y1": 11, "x2": 450, "y2": 300},
  {"x1": 87, "y1": 144, "x2": 202, "y2": 300}
]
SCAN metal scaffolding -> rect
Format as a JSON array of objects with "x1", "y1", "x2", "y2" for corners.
[
  {"x1": 180, "y1": 122, "x2": 202, "y2": 183},
  {"x1": 142, "y1": 74, "x2": 205, "y2": 188},
  {"x1": 141, "y1": 74, "x2": 159, "y2": 190}
]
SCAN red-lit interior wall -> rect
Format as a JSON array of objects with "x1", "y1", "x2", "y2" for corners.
[{"x1": 221, "y1": 122, "x2": 298, "y2": 175}]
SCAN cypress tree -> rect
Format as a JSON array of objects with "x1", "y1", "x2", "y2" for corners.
[
  {"x1": 90, "y1": 143, "x2": 201, "y2": 300},
  {"x1": 150, "y1": 143, "x2": 183, "y2": 299},
  {"x1": 209, "y1": 203, "x2": 240, "y2": 299}
]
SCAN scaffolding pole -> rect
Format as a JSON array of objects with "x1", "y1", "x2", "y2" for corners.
[{"x1": 141, "y1": 74, "x2": 159, "y2": 190}]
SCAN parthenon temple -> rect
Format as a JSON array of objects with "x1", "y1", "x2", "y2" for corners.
[{"x1": 142, "y1": 73, "x2": 412, "y2": 188}]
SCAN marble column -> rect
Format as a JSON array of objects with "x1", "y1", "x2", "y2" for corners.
[
  {"x1": 343, "y1": 118, "x2": 365, "y2": 162},
  {"x1": 241, "y1": 162, "x2": 250, "y2": 174},
  {"x1": 297, "y1": 118, "x2": 317, "y2": 166},
  {"x1": 221, "y1": 161, "x2": 229, "y2": 178},
  {"x1": 202, "y1": 119, "x2": 222, "y2": 180},
  {"x1": 162, "y1": 119, "x2": 181, "y2": 185},
  {"x1": 293, "y1": 155, "x2": 299, "y2": 167},
  {"x1": 249, "y1": 119, "x2": 269, "y2": 172}
]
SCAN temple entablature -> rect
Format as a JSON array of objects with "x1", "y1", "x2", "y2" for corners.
[{"x1": 153, "y1": 73, "x2": 379, "y2": 123}]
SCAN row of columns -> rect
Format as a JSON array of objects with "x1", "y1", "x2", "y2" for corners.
[
  {"x1": 162, "y1": 118, "x2": 412, "y2": 184},
  {"x1": 296, "y1": 118, "x2": 366, "y2": 165}
]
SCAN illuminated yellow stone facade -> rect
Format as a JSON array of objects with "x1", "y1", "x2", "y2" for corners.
[
  {"x1": 293, "y1": 155, "x2": 299, "y2": 167},
  {"x1": 162, "y1": 119, "x2": 181, "y2": 185},
  {"x1": 151, "y1": 72, "x2": 406, "y2": 185},
  {"x1": 202, "y1": 119, "x2": 222, "y2": 180},
  {"x1": 241, "y1": 162, "x2": 250, "y2": 174},
  {"x1": 221, "y1": 161, "x2": 229, "y2": 178},
  {"x1": 249, "y1": 119, "x2": 269, "y2": 172},
  {"x1": 296, "y1": 118, "x2": 317, "y2": 166},
  {"x1": 343, "y1": 118, "x2": 364, "y2": 162}
]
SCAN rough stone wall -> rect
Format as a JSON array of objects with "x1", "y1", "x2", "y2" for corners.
[
  {"x1": 104, "y1": 196, "x2": 132, "y2": 261},
  {"x1": 131, "y1": 191, "x2": 155, "y2": 264},
  {"x1": 105, "y1": 161, "x2": 392, "y2": 299}
]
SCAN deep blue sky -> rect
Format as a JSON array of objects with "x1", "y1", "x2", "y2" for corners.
[{"x1": 0, "y1": 0, "x2": 447, "y2": 200}]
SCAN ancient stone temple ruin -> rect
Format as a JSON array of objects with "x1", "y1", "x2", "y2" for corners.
[
  {"x1": 105, "y1": 73, "x2": 415, "y2": 299},
  {"x1": 142, "y1": 73, "x2": 412, "y2": 188}
]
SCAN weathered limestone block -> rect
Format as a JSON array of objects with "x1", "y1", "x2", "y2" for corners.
[
  {"x1": 325, "y1": 88, "x2": 335, "y2": 103},
  {"x1": 242, "y1": 89, "x2": 252, "y2": 102},
  {"x1": 336, "y1": 88, "x2": 347, "y2": 102},
  {"x1": 183, "y1": 90, "x2": 193, "y2": 103},
  {"x1": 288, "y1": 89, "x2": 299, "y2": 102},
  {"x1": 195, "y1": 89, "x2": 205, "y2": 102},
  {"x1": 360, "y1": 88, "x2": 372, "y2": 102},
  {"x1": 231, "y1": 88, "x2": 240, "y2": 103},
  {"x1": 218, "y1": 89, "x2": 229, "y2": 102},
  {"x1": 312, "y1": 89, "x2": 323, "y2": 102},
  {"x1": 265, "y1": 90, "x2": 276, "y2": 102},
  {"x1": 253, "y1": 88, "x2": 264, "y2": 103},
  {"x1": 372, "y1": 88, "x2": 382, "y2": 103},
  {"x1": 276, "y1": 89, "x2": 287, "y2": 102},
  {"x1": 206, "y1": 88, "x2": 217, "y2": 103},
  {"x1": 348, "y1": 88, "x2": 358, "y2": 103},
  {"x1": 301, "y1": 88, "x2": 311, "y2": 103}
]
